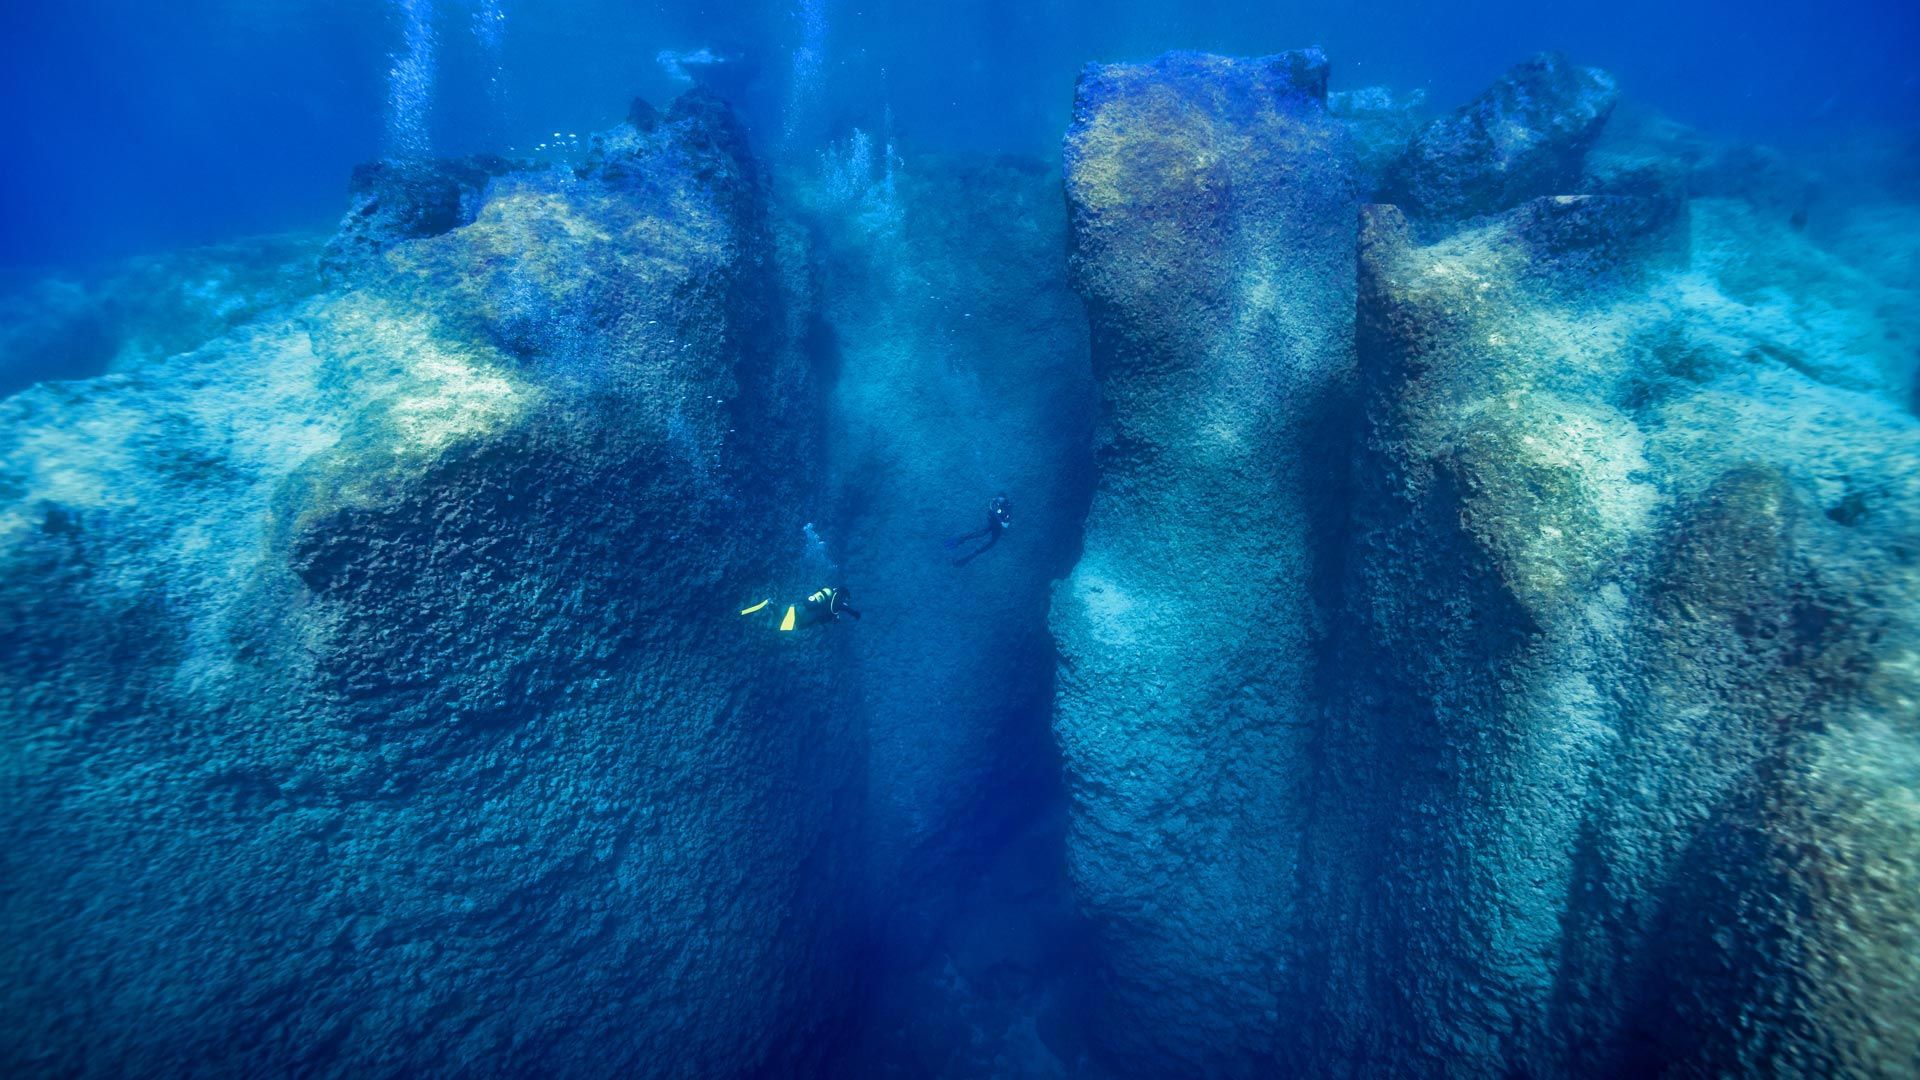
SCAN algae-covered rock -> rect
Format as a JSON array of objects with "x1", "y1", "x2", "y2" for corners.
[
  {"x1": 1047, "y1": 44, "x2": 1916, "y2": 1080},
  {"x1": 0, "y1": 93, "x2": 858, "y2": 1077},
  {"x1": 1053, "y1": 49, "x2": 1357, "y2": 1076},
  {"x1": 318, "y1": 154, "x2": 522, "y2": 284},
  {"x1": 1328, "y1": 180, "x2": 1920, "y2": 1075},
  {"x1": 1390, "y1": 53, "x2": 1618, "y2": 220}
]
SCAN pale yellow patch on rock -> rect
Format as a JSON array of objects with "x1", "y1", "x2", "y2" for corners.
[{"x1": 321, "y1": 294, "x2": 535, "y2": 454}]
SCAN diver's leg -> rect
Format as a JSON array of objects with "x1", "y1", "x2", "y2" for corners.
[
  {"x1": 946, "y1": 525, "x2": 991, "y2": 551},
  {"x1": 952, "y1": 524, "x2": 1004, "y2": 566}
]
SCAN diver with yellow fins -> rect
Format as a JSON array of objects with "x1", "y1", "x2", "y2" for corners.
[{"x1": 739, "y1": 586, "x2": 861, "y2": 632}]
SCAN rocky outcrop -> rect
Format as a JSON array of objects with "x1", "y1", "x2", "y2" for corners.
[
  {"x1": 1390, "y1": 52, "x2": 1618, "y2": 219},
  {"x1": 1316, "y1": 190, "x2": 1920, "y2": 1075},
  {"x1": 9, "y1": 41, "x2": 1916, "y2": 1080},
  {"x1": 1328, "y1": 85, "x2": 1428, "y2": 195},
  {"x1": 1053, "y1": 50, "x2": 1357, "y2": 1076},
  {"x1": 1053, "y1": 48, "x2": 1920, "y2": 1079},
  {"x1": 0, "y1": 92, "x2": 858, "y2": 1077},
  {"x1": 318, "y1": 154, "x2": 521, "y2": 284}
]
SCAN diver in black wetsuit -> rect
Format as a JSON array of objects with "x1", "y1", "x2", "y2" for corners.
[
  {"x1": 948, "y1": 494, "x2": 1012, "y2": 566},
  {"x1": 795, "y1": 586, "x2": 860, "y2": 627},
  {"x1": 739, "y1": 586, "x2": 860, "y2": 632}
]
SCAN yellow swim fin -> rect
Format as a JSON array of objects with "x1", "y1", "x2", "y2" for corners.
[
  {"x1": 740, "y1": 598, "x2": 772, "y2": 615},
  {"x1": 779, "y1": 605, "x2": 797, "y2": 632}
]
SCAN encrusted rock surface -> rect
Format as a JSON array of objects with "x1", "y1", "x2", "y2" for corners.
[
  {"x1": 1053, "y1": 48, "x2": 1920, "y2": 1079},
  {"x1": 1390, "y1": 52, "x2": 1618, "y2": 219},
  {"x1": 1053, "y1": 49, "x2": 1357, "y2": 1076},
  {"x1": 318, "y1": 154, "x2": 522, "y2": 284},
  {"x1": 1322, "y1": 192, "x2": 1920, "y2": 1076},
  {"x1": 0, "y1": 93, "x2": 859, "y2": 1077},
  {"x1": 6, "y1": 40, "x2": 1917, "y2": 1080}
]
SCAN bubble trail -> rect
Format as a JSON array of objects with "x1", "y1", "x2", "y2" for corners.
[{"x1": 386, "y1": 0, "x2": 437, "y2": 159}]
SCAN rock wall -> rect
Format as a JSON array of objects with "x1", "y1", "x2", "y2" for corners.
[
  {"x1": 1051, "y1": 50, "x2": 1358, "y2": 1076},
  {"x1": 0, "y1": 93, "x2": 860, "y2": 1077},
  {"x1": 1333, "y1": 188, "x2": 1920, "y2": 1077},
  {"x1": 1388, "y1": 52, "x2": 1618, "y2": 221},
  {"x1": 1054, "y1": 49, "x2": 1920, "y2": 1078},
  {"x1": 6, "y1": 44, "x2": 1915, "y2": 1080}
]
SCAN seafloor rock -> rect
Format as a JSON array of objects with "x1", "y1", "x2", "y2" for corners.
[
  {"x1": 1053, "y1": 49, "x2": 1357, "y2": 1076},
  {"x1": 0, "y1": 92, "x2": 858, "y2": 1077},
  {"x1": 1390, "y1": 52, "x2": 1618, "y2": 219},
  {"x1": 317, "y1": 154, "x2": 521, "y2": 283},
  {"x1": 1315, "y1": 190, "x2": 1920, "y2": 1075},
  {"x1": 800, "y1": 150, "x2": 1097, "y2": 1074},
  {"x1": 1596, "y1": 104, "x2": 1820, "y2": 222},
  {"x1": 0, "y1": 233, "x2": 326, "y2": 396},
  {"x1": 1328, "y1": 85, "x2": 1428, "y2": 196}
]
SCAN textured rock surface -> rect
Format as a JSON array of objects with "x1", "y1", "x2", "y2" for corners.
[
  {"x1": 8, "y1": 42, "x2": 1917, "y2": 1080},
  {"x1": 1311, "y1": 190, "x2": 1920, "y2": 1075},
  {"x1": 1053, "y1": 50, "x2": 1357, "y2": 1076},
  {"x1": 318, "y1": 155, "x2": 521, "y2": 284},
  {"x1": 1390, "y1": 53, "x2": 1618, "y2": 219},
  {"x1": 1052, "y1": 49, "x2": 1919, "y2": 1079},
  {"x1": 1327, "y1": 85, "x2": 1428, "y2": 195},
  {"x1": 0, "y1": 93, "x2": 859, "y2": 1076}
]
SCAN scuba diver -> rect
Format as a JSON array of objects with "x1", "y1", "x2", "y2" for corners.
[
  {"x1": 739, "y1": 586, "x2": 861, "y2": 632},
  {"x1": 947, "y1": 494, "x2": 1012, "y2": 566}
]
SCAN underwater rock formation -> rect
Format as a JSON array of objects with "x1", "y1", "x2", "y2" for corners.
[
  {"x1": 0, "y1": 233, "x2": 327, "y2": 396},
  {"x1": 6, "y1": 36, "x2": 1915, "y2": 1080},
  {"x1": 1390, "y1": 52, "x2": 1618, "y2": 219},
  {"x1": 318, "y1": 154, "x2": 521, "y2": 283},
  {"x1": 1053, "y1": 47, "x2": 1919, "y2": 1079},
  {"x1": 1329, "y1": 189, "x2": 1920, "y2": 1076},
  {"x1": 1328, "y1": 85, "x2": 1429, "y2": 196},
  {"x1": 0, "y1": 92, "x2": 860, "y2": 1076},
  {"x1": 1053, "y1": 49, "x2": 1357, "y2": 1076}
]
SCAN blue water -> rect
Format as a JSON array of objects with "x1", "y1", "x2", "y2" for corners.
[
  {"x1": 3, "y1": 0, "x2": 1915, "y2": 267},
  {"x1": 3, "y1": 2, "x2": 1918, "y2": 1077}
]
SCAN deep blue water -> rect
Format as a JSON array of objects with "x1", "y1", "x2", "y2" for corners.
[
  {"x1": 2, "y1": 0, "x2": 1916, "y2": 268},
  {"x1": 3, "y1": 2, "x2": 1918, "y2": 1077}
]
